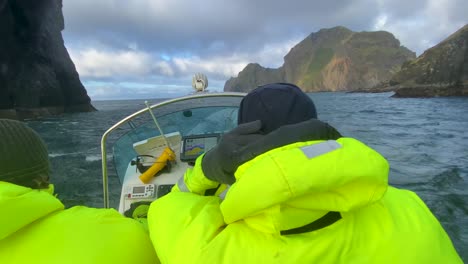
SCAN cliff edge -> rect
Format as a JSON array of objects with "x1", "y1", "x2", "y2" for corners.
[
  {"x1": 389, "y1": 24, "x2": 468, "y2": 97},
  {"x1": 0, "y1": 0, "x2": 95, "y2": 120}
]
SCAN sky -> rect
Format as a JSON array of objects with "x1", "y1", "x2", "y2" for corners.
[{"x1": 62, "y1": 0, "x2": 468, "y2": 100}]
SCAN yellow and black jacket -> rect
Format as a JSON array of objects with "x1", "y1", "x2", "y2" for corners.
[{"x1": 148, "y1": 138, "x2": 461, "y2": 263}]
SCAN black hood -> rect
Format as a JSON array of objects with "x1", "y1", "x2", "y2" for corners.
[{"x1": 238, "y1": 83, "x2": 317, "y2": 134}]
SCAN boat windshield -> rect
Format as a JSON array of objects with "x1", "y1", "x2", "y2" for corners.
[{"x1": 109, "y1": 94, "x2": 244, "y2": 183}]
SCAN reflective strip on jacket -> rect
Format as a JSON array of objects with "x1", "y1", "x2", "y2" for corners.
[
  {"x1": 148, "y1": 137, "x2": 461, "y2": 263},
  {"x1": 0, "y1": 181, "x2": 159, "y2": 264}
]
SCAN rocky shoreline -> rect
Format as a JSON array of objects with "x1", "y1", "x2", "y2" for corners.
[
  {"x1": 350, "y1": 83, "x2": 468, "y2": 98},
  {"x1": 392, "y1": 84, "x2": 468, "y2": 98}
]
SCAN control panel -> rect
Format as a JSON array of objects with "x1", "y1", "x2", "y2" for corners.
[{"x1": 125, "y1": 184, "x2": 155, "y2": 199}]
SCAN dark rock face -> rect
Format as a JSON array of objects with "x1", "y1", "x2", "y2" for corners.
[
  {"x1": 224, "y1": 26, "x2": 415, "y2": 93},
  {"x1": 0, "y1": 0, "x2": 95, "y2": 120},
  {"x1": 390, "y1": 24, "x2": 468, "y2": 97},
  {"x1": 392, "y1": 85, "x2": 468, "y2": 98}
]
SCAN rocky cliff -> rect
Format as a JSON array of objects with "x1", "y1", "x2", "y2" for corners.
[
  {"x1": 224, "y1": 63, "x2": 285, "y2": 92},
  {"x1": 389, "y1": 24, "x2": 468, "y2": 97},
  {"x1": 224, "y1": 26, "x2": 415, "y2": 93},
  {"x1": 0, "y1": 0, "x2": 95, "y2": 120}
]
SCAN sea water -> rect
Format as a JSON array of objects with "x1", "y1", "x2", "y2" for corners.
[{"x1": 27, "y1": 92, "x2": 468, "y2": 260}]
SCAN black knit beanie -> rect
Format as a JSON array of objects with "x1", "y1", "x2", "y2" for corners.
[
  {"x1": 238, "y1": 83, "x2": 317, "y2": 134},
  {"x1": 0, "y1": 119, "x2": 50, "y2": 188}
]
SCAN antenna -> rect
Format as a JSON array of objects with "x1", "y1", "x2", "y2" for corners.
[
  {"x1": 145, "y1": 101, "x2": 170, "y2": 148},
  {"x1": 139, "y1": 101, "x2": 176, "y2": 184}
]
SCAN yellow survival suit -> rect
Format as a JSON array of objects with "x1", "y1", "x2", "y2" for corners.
[
  {"x1": 0, "y1": 181, "x2": 159, "y2": 264},
  {"x1": 148, "y1": 138, "x2": 461, "y2": 263}
]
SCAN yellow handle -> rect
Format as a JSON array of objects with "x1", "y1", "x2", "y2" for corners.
[{"x1": 139, "y1": 147, "x2": 176, "y2": 184}]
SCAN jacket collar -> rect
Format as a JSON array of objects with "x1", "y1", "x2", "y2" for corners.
[{"x1": 0, "y1": 181, "x2": 64, "y2": 240}]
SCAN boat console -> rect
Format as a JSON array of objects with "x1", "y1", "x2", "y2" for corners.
[
  {"x1": 100, "y1": 92, "x2": 245, "y2": 214},
  {"x1": 119, "y1": 132, "x2": 221, "y2": 213}
]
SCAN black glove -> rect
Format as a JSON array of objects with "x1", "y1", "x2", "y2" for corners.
[
  {"x1": 203, "y1": 119, "x2": 341, "y2": 185},
  {"x1": 202, "y1": 120, "x2": 264, "y2": 185},
  {"x1": 124, "y1": 201, "x2": 152, "y2": 218}
]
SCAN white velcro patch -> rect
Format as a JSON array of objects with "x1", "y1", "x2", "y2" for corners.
[{"x1": 300, "y1": 140, "x2": 341, "y2": 159}]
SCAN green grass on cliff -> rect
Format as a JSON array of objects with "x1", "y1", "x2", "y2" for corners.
[{"x1": 302, "y1": 48, "x2": 334, "y2": 84}]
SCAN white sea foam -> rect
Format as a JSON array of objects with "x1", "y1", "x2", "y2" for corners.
[
  {"x1": 85, "y1": 155, "x2": 102, "y2": 162},
  {"x1": 49, "y1": 152, "x2": 79, "y2": 158}
]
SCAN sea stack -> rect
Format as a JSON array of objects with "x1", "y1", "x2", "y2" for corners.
[{"x1": 0, "y1": 0, "x2": 95, "y2": 120}]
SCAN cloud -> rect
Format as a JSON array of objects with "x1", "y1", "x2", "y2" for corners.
[
  {"x1": 154, "y1": 61, "x2": 174, "y2": 76},
  {"x1": 373, "y1": 0, "x2": 467, "y2": 54},
  {"x1": 61, "y1": 0, "x2": 468, "y2": 99},
  {"x1": 62, "y1": 0, "x2": 377, "y2": 54},
  {"x1": 63, "y1": 0, "x2": 467, "y2": 59},
  {"x1": 69, "y1": 48, "x2": 240, "y2": 81},
  {"x1": 69, "y1": 49, "x2": 153, "y2": 78},
  {"x1": 70, "y1": 37, "x2": 299, "y2": 82},
  {"x1": 84, "y1": 81, "x2": 192, "y2": 100}
]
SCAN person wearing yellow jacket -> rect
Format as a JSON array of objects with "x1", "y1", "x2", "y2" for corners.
[
  {"x1": 0, "y1": 119, "x2": 159, "y2": 264},
  {"x1": 148, "y1": 83, "x2": 461, "y2": 263}
]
